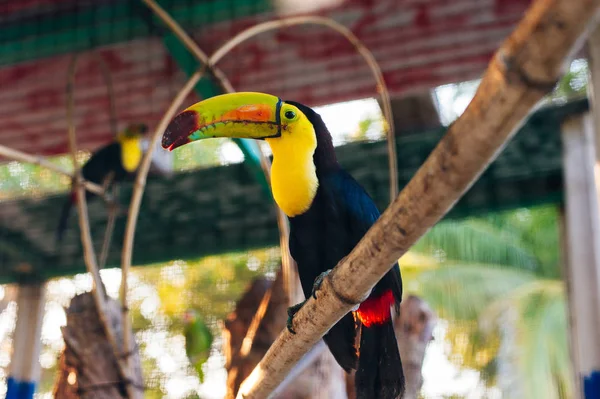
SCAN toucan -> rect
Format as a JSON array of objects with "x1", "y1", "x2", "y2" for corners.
[
  {"x1": 162, "y1": 92, "x2": 405, "y2": 399},
  {"x1": 55, "y1": 123, "x2": 148, "y2": 243}
]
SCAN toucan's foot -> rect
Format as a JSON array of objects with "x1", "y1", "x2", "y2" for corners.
[
  {"x1": 311, "y1": 269, "x2": 332, "y2": 299},
  {"x1": 286, "y1": 301, "x2": 306, "y2": 334}
]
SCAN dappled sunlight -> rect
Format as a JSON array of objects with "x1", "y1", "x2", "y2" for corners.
[
  {"x1": 0, "y1": 205, "x2": 572, "y2": 397},
  {"x1": 422, "y1": 321, "x2": 501, "y2": 399}
]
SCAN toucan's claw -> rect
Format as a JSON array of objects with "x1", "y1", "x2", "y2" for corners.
[
  {"x1": 286, "y1": 271, "x2": 331, "y2": 334},
  {"x1": 286, "y1": 301, "x2": 305, "y2": 334},
  {"x1": 312, "y1": 269, "x2": 332, "y2": 299}
]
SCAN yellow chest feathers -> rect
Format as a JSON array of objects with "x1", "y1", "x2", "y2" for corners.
[
  {"x1": 266, "y1": 126, "x2": 318, "y2": 217},
  {"x1": 119, "y1": 137, "x2": 143, "y2": 173}
]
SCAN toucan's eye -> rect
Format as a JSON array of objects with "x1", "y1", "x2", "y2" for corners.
[{"x1": 284, "y1": 110, "x2": 296, "y2": 120}]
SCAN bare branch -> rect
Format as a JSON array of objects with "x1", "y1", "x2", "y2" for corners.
[
  {"x1": 99, "y1": 185, "x2": 118, "y2": 269},
  {"x1": 237, "y1": 1, "x2": 600, "y2": 397},
  {"x1": 119, "y1": 69, "x2": 204, "y2": 388}
]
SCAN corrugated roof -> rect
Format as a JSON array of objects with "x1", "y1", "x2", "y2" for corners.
[{"x1": 0, "y1": 0, "x2": 532, "y2": 157}]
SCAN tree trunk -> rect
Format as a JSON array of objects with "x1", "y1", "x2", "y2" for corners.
[
  {"x1": 223, "y1": 270, "x2": 347, "y2": 399},
  {"x1": 394, "y1": 295, "x2": 436, "y2": 399},
  {"x1": 54, "y1": 292, "x2": 143, "y2": 399}
]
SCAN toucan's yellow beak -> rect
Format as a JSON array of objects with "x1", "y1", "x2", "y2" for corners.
[{"x1": 162, "y1": 92, "x2": 283, "y2": 151}]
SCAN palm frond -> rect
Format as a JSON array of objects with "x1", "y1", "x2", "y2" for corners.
[
  {"x1": 413, "y1": 221, "x2": 539, "y2": 272},
  {"x1": 480, "y1": 281, "x2": 573, "y2": 399},
  {"x1": 414, "y1": 264, "x2": 537, "y2": 321}
]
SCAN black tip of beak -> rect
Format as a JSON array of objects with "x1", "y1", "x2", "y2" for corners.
[{"x1": 162, "y1": 110, "x2": 198, "y2": 151}]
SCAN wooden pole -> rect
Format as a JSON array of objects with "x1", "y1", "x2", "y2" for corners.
[
  {"x1": 560, "y1": 115, "x2": 600, "y2": 399},
  {"x1": 236, "y1": 0, "x2": 600, "y2": 397},
  {"x1": 5, "y1": 283, "x2": 46, "y2": 399},
  {"x1": 562, "y1": 24, "x2": 600, "y2": 397}
]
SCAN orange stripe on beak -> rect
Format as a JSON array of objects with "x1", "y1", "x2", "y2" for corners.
[{"x1": 219, "y1": 104, "x2": 274, "y2": 124}]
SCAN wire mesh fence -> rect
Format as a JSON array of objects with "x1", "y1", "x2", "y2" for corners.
[{"x1": 0, "y1": 0, "x2": 579, "y2": 398}]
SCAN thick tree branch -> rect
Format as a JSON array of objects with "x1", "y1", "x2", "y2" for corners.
[{"x1": 237, "y1": 1, "x2": 600, "y2": 397}]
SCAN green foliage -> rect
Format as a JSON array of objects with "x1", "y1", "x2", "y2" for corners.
[
  {"x1": 413, "y1": 221, "x2": 539, "y2": 271},
  {"x1": 417, "y1": 264, "x2": 536, "y2": 321},
  {"x1": 0, "y1": 154, "x2": 76, "y2": 200},
  {"x1": 409, "y1": 205, "x2": 572, "y2": 397},
  {"x1": 0, "y1": 137, "x2": 235, "y2": 201},
  {"x1": 172, "y1": 138, "x2": 237, "y2": 172},
  {"x1": 548, "y1": 59, "x2": 588, "y2": 102},
  {"x1": 351, "y1": 117, "x2": 376, "y2": 141},
  {"x1": 184, "y1": 312, "x2": 214, "y2": 383},
  {"x1": 125, "y1": 248, "x2": 281, "y2": 397}
]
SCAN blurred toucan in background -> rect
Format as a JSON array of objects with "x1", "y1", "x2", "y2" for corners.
[
  {"x1": 162, "y1": 92, "x2": 405, "y2": 399},
  {"x1": 55, "y1": 123, "x2": 148, "y2": 244}
]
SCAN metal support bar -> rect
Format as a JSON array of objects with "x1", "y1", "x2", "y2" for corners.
[
  {"x1": 560, "y1": 114, "x2": 600, "y2": 399},
  {"x1": 5, "y1": 282, "x2": 46, "y2": 399}
]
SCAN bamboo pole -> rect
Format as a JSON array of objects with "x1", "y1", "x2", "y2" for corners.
[
  {"x1": 236, "y1": 1, "x2": 600, "y2": 397},
  {"x1": 140, "y1": 0, "x2": 302, "y2": 301},
  {"x1": 66, "y1": 54, "x2": 140, "y2": 399},
  {"x1": 119, "y1": 70, "x2": 204, "y2": 388},
  {"x1": 99, "y1": 185, "x2": 118, "y2": 269}
]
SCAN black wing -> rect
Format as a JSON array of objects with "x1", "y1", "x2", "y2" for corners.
[
  {"x1": 325, "y1": 170, "x2": 403, "y2": 303},
  {"x1": 81, "y1": 142, "x2": 128, "y2": 185}
]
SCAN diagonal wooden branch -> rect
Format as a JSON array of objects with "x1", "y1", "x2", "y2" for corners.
[{"x1": 236, "y1": 1, "x2": 600, "y2": 397}]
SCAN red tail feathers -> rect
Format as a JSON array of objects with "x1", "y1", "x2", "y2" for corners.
[
  {"x1": 355, "y1": 289, "x2": 404, "y2": 399},
  {"x1": 355, "y1": 289, "x2": 395, "y2": 327}
]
